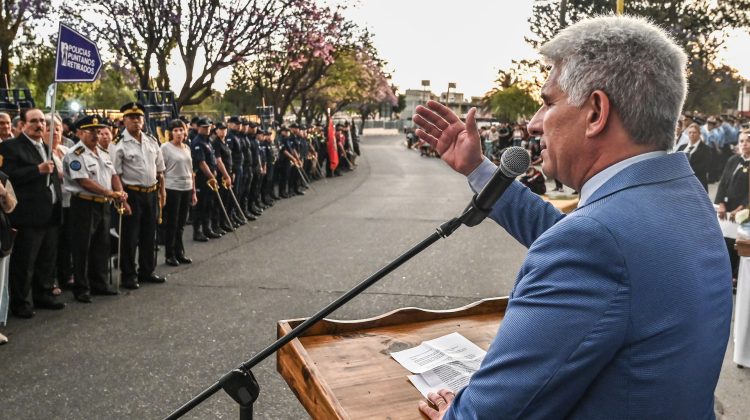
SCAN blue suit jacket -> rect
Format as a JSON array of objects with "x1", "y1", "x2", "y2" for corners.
[{"x1": 446, "y1": 153, "x2": 732, "y2": 419}]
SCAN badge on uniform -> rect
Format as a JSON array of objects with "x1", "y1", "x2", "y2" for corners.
[{"x1": 70, "y1": 160, "x2": 82, "y2": 171}]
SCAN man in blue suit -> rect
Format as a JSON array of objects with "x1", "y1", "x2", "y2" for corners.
[{"x1": 413, "y1": 15, "x2": 732, "y2": 419}]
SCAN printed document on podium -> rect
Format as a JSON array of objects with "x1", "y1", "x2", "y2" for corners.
[{"x1": 390, "y1": 332, "x2": 486, "y2": 397}]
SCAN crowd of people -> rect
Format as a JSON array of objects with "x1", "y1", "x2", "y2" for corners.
[
  {"x1": 0, "y1": 103, "x2": 360, "y2": 344},
  {"x1": 407, "y1": 109, "x2": 750, "y2": 284}
]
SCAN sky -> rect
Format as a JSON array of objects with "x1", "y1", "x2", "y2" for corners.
[{"x1": 165, "y1": 1, "x2": 750, "y2": 98}]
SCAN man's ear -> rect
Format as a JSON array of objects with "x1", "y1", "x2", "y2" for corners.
[{"x1": 585, "y1": 90, "x2": 610, "y2": 138}]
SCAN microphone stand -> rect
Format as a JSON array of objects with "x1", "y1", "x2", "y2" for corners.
[{"x1": 165, "y1": 208, "x2": 483, "y2": 419}]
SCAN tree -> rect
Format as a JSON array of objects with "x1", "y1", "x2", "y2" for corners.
[
  {"x1": 65, "y1": 0, "x2": 293, "y2": 110},
  {"x1": 0, "y1": 0, "x2": 48, "y2": 85},
  {"x1": 13, "y1": 36, "x2": 134, "y2": 111},
  {"x1": 240, "y1": 0, "x2": 362, "y2": 122},
  {"x1": 62, "y1": 0, "x2": 178, "y2": 92},
  {"x1": 483, "y1": 85, "x2": 540, "y2": 123},
  {"x1": 527, "y1": 0, "x2": 750, "y2": 112}
]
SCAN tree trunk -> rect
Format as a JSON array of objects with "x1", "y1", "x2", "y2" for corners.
[{"x1": 1, "y1": 45, "x2": 11, "y2": 87}]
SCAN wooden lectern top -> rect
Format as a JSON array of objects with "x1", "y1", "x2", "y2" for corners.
[{"x1": 277, "y1": 297, "x2": 507, "y2": 419}]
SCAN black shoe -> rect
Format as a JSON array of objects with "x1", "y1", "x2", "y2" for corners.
[
  {"x1": 91, "y1": 288, "x2": 119, "y2": 296},
  {"x1": 279, "y1": 193, "x2": 290, "y2": 199},
  {"x1": 271, "y1": 194, "x2": 281, "y2": 200},
  {"x1": 243, "y1": 211, "x2": 257, "y2": 221},
  {"x1": 262, "y1": 200, "x2": 274, "y2": 207},
  {"x1": 11, "y1": 306, "x2": 34, "y2": 318},
  {"x1": 295, "y1": 190, "x2": 305, "y2": 196},
  {"x1": 140, "y1": 274, "x2": 166, "y2": 284},
  {"x1": 176, "y1": 255, "x2": 192, "y2": 264},
  {"x1": 165, "y1": 257, "x2": 180, "y2": 266},
  {"x1": 205, "y1": 230, "x2": 222, "y2": 239},
  {"x1": 251, "y1": 205, "x2": 264, "y2": 214},
  {"x1": 122, "y1": 279, "x2": 140, "y2": 290},
  {"x1": 193, "y1": 233, "x2": 209, "y2": 242},
  {"x1": 220, "y1": 224, "x2": 234, "y2": 233},
  {"x1": 74, "y1": 293, "x2": 93, "y2": 303},
  {"x1": 35, "y1": 297, "x2": 66, "y2": 310}
]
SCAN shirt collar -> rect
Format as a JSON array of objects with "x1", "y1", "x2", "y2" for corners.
[{"x1": 578, "y1": 151, "x2": 667, "y2": 207}]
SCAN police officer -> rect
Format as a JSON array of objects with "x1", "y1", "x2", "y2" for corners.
[
  {"x1": 257, "y1": 130, "x2": 273, "y2": 207},
  {"x1": 111, "y1": 102, "x2": 166, "y2": 289},
  {"x1": 239, "y1": 120, "x2": 256, "y2": 220},
  {"x1": 246, "y1": 122, "x2": 265, "y2": 215},
  {"x1": 191, "y1": 118, "x2": 220, "y2": 241},
  {"x1": 63, "y1": 115, "x2": 127, "y2": 302},
  {"x1": 210, "y1": 121, "x2": 235, "y2": 233},
  {"x1": 225, "y1": 116, "x2": 246, "y2": 225}
]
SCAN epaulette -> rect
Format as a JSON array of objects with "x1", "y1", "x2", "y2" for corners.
[
  {"x1": 73, "y1": 145, "x2": 86, "y2": 155},
  {"x1": 98, "y1": 145, "x2": 110, "y2": 154},
  {"x1": 113, "y1": 134, "x2": 124, "y2": 145}
]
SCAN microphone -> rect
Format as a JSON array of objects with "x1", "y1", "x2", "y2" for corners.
[{"x1": 459, "y1": 146, "x2": 530, "y2": 227}]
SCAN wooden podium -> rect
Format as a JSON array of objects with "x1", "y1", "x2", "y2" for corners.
[{"x1": 277, "y1": 297, "x2": 508, "y2": 419}]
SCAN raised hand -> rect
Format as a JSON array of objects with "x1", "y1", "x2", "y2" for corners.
[{"x1": 413, "y1": 101, "x2": 484, "y2": 175}]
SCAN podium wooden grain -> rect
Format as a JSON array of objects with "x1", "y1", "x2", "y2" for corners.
[{"x1": 276, "y1": 297, "x2": 508, "y2": 419}]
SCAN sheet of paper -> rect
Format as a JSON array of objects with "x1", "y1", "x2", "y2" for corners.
[
  {"x1": 390, "y1": 332, "x2": 486, "y2": 374},
  {"x1": 719, "y1": 217, "x2": 739, "y2": 239}
]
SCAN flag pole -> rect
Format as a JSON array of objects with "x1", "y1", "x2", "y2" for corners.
[
  {"x1": 48, "y1": 82, "x2": 58, "y2": 146},
  {"x1": 616, "y1": 0, "x2": 624, "y2": 15}
]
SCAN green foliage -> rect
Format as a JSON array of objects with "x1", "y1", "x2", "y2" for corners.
[
  {"x1": 527, "y1": 0, "x2": 750, "y2": 113},
  {"x1": 484, "y1": 85, "x2": 540, "y2": 123},
  {"x1": 12, "y1": 42, "x2": 134, "y2": 111}
]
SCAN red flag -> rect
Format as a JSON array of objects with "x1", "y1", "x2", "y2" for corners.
[{"x1": 327, "y1": 116, "x2": 339, "y2": 171}]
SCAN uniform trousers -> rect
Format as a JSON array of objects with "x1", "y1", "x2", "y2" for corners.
[
  {"x1": 240, "y1": 166, "x2": 253, "y2": 211},
  {"x1": 121, "y1": 188, "x2": 158, "y2": 281},
  {"x1": 263, "y1": 162, "x2": 276, "y2": 199},
  {"x1": 248, "y1": 168, "x2": 263, "y2": 207},
  {"x1": 194, "y1": 176, "x2": 215, "y2": 233},
  {"x1": 9, "y1": 225, "x2": 58, "y2": 312},
  {"x1": 70, "y1": 197, "x2": 112, "y2": 294},
  {"x1": 164, "y1": 189, "x2": 191, "y2": 259}
]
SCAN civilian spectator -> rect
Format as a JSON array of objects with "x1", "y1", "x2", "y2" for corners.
[
  {"x1": 716, "y1": 130, "x2": 750, "y2": 282},
  {"x1": 11, "y1": 116, "x2": 22, "y2": 138},
  {"x1": 161, "y1": 119, "x2": 196, "y2": 266},
  {"x1": 0, "y1": 112, "x2": 12, "y2": 141},
  {"x1": 0, "y1": 108, "x2": 64, "y2": 318},
  {"x1": 675, "y1": 123, "x2": 711, "y2": 191},
  {"x1": 0, "y1": 168, "x2": 18, "y2": 343},
  {"x1": 46, "y1": 114, "x2": 73, "y2": 293}
]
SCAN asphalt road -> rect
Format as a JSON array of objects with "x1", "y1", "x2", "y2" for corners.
[{"x1": 0, "y1": 133, "x2": 747, "y2": 419}]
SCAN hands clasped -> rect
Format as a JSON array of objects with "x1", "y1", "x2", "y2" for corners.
[{"x1": 412, "y1": 101, "x2": 484, "y2": 176}]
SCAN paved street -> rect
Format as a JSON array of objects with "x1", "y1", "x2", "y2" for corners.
[{"x1": 1, "y1": 133, "x2": 748, "y2": 419}]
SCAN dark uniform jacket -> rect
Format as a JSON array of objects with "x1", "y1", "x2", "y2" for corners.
[
  {"x1": 715, "y1": 154, "x2": 750, "y2": 210},
  {"x1": 0, "y1": 134, "x2": 63, "y2": 227},
  {"x1": 225, "y1": 130, "x2": 244, "y2": 171},
  {"x1": 676, "y1": 141, "x2": 711, "y2": 191}
]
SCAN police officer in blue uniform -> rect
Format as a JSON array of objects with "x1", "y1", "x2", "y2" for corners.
[
  {"x1": 225, "y1": 116, "x2": 246, "y2": 225},
  {"x1": 191, "y1": 118, "x2": 220, "y2": 241}
]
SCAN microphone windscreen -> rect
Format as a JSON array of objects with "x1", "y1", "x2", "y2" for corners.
[{"x1": 499, "y1": 146, "x2": 531, "y2": 177}]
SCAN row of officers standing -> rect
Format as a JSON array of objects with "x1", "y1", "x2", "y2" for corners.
[{"x1": 3, "y1": 102, "x2": 357, "y2": 316}]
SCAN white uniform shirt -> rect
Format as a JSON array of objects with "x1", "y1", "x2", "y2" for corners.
[
  {"x1": 63, "y1": 143, "x2": 116, "y2": 197},
  {"x1": 112, "y1": 129, "x2": 165, "y2": 187}
]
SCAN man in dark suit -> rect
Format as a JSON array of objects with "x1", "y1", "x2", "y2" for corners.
[
  {"x1": 676, "y1": 123, "x2": 712, "y2": 191},
  {"x1": 0, "y1": 108, "x2": 64, "y2": 318}
]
